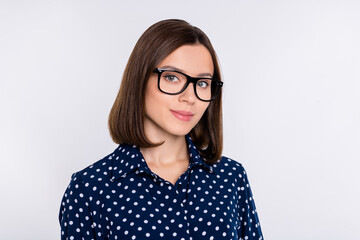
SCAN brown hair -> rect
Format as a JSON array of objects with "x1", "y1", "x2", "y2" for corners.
[{"x1": 108, "y1": 19, "x2": 223, "y2": 163}]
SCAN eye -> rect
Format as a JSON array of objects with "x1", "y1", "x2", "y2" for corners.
[
  {"x1": 197, "y1": 80, "x2": 210, "y2": 88},
  {"x1": 163, "y1": 74, "x2": 179, "y2": 83}
]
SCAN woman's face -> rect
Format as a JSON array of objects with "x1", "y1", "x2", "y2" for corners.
[{"x1": 144, "y1": 44, "x2": 213, "y2": 139}]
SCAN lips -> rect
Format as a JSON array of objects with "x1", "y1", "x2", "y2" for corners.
[{"x1": 170, "y1": 110, "x2": 194, "y2": 121}]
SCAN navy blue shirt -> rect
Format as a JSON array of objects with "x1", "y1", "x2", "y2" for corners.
[{"x1": 59, "y1": 135, "x2": 263, "y2": 240}]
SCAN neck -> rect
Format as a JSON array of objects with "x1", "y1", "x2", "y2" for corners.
[{"x1": 140, "y1": 133, "x2": 189, "y2": 166}]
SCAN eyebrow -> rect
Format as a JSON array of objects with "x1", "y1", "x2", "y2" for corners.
[{"x1": 160, "y1": 65, "x2": 213, "y2": 78}]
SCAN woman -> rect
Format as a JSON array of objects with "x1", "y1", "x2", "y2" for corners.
[{"x1": 59, "y1": 19, "x2": 263, "y2": 240}]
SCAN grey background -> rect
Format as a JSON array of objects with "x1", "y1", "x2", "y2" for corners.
[{"x1": 1, "y1": 0, "x2": 359, "y2": 239}]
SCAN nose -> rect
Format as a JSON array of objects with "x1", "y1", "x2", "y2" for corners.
[{"x1": 178, "y1": 83, "x2": 197, "y2": 104}]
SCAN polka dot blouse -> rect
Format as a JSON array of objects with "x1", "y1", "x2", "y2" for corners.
[{"x1": 59, "y1": 135, "x2": 263, "y2": 240}]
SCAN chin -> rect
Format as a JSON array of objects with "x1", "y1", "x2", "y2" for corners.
[
  {"x1": 169, "y1": 130, "x2": 192, "y2": 137},
  {"x1": 165, "y1": 125, "x2": 194, "y2": 137}
]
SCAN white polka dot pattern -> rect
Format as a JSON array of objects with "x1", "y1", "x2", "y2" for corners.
[{"x1": 59, "y1": 135, "x2": 263, "y2": 239}]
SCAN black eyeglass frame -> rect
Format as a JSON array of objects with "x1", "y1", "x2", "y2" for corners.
[{"x1": 153, "y1": 68, "x2": 223, "y2": 102}]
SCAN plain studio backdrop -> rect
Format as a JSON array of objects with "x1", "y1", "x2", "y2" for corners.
[{"x1": 1, "y1": 0, "x2": 359, "y2": 239}]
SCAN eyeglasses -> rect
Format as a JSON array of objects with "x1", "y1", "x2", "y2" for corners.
[{"x1": 153, "y1": 68, "x2": 223, "y2": 102}]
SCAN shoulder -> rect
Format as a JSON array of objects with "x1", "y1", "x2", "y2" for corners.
[
  {"x1": 210, "y1": 156, "x2": 251, "y2": 187},
  {"x1": 69, "y1": 150, "x2": 117, "y2": 185},
  {"x1": 68, "y1": 143, "x2": 141, "y2": 186},
  {"x1": 212, "y1": 156, "x2": 247, "y2": 176}
]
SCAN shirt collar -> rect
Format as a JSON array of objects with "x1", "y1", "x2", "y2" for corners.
[
  {"x1": 185, "y1": 135, "x2": 215, "y2": 173},
  {"x1": 109, "y1": 134, "x2": 214, "y2": 182},
  {"x1": 109, "y1": 144, "x2": 151, "y2": 182}
]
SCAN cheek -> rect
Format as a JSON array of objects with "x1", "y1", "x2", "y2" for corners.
[
  {"x1": 145, "y1": 79, "x2": 161, "y2": 108},
  {"x1": 144, "y1": 84, "x2": 172, "y2": 117},
  {"x1": 195, "y1": 103, "x2": 210, "y2": 122},
  {"x1": 199, "y1": 102, "x2": 210, "y2": 114}
]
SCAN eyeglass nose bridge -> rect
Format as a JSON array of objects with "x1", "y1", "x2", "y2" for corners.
[{"x1": 177, "y1": 75, "x2": 202, "y2": 98}]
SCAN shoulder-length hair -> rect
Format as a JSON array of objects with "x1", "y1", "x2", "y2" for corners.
[{"x1": 108, "y1": 19, "x2": 223, "y2": 163}]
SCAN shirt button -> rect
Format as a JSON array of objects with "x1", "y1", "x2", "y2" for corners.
[{"x1": 177, "y1": 184, "x2": 182, "y2": 189}]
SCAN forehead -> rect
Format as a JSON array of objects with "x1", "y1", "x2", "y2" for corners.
[{"x1": 158, "y1": 44, "x2": 214, "y2": 77}]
